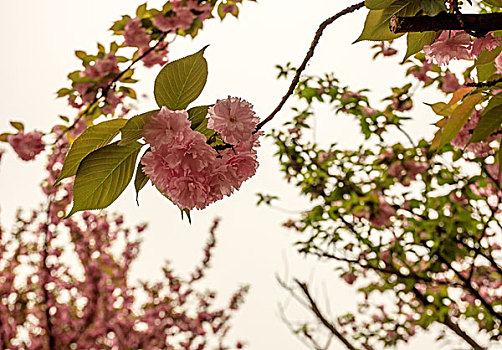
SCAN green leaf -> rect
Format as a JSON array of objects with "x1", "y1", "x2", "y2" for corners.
[
  {"x1": 484, "y1": 0, "x2": 502, "y2": 7},
  {"x1": 476, "y1": 45, "x2": 502, "y2": 66},
  {"x1": 188, "y1": 105, "x2": 210, "y2": 130},
  {"x1": 154, "y1": 47, "x2": 208, "y2": 110},
  {"x1": 180, "y1": 208, "x2": 192, "y2": 224},
  {"x1": 477, "y1": 62, "x2": 496, "y2": 81},
  {"x1": 0, "y1": 133, "x2": 11, "y2": 142},
  {"x1": 365, "y1": 0, "x2": 394, "y2": 9},
  {"x1": 66, "y1": 141, "x2": 142, "y2": 217},
  {"x1": 356, "y1": 1, "x2": 421, "y2": 42},
  {"x1": 470, "y1": 105, "x2": 502, "y2": 143},
  {"x1": 119, "y1": 110, "x2": 158, "y2": 146},
  {"x1": 356, "y1": 10, "x2": 403, "y2": 42},
  {"x1": 439, "y1": 94, "x2": 483, "y2": 148},
  {"x1": 403, "y1": 31, "x2": 439, "y2": 62},
  {"x1": 10, "y1": 121, "x2": 24, "y2": 131},
  {"x1": 420, "y1": 0, "x2": 446, "y2": 15},
  {"x1": 56, "y1": 88, "x2": 72, "y2": 97},
  {"x1": 134, "y1": 148, "x2": 150, "y2": 204},
  {"x1": 426, "y1": 102, "x2": 456, "y2": 117},
  {"x1": 56, "y1": 119, "x2": 127, "y2": 184}
]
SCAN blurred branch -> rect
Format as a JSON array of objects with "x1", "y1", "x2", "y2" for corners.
[{"x1": 294, "y1": 279, "x2": 358, "y2": 350}]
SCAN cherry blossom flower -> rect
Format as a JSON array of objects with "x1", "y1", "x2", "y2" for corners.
[
  {"x1": 124, "y1": 17, "x2": 150, "y2": 48},
  {"x1": 8, "y1": 131, "x2": 45, "y2": 161},
  {"x1": 139, "y1": 42, "x2": 169, "y2": 67},
  {"x1": 424, "y1": 30, "x2": 472, "y2": 65},
  {"x1": 208, "y1": 97, "x2": 259, "y2": 145},
  {"x1": 440, "y1": 71, "x2": 461, "y2": 93},
  {"x1": 142, "y1": 103, "x2": 260, "y2": 210},
  {"x1": 470, "y1": 33, "x2": 501, "y2": 58},
  {"x1": 496, "y1": 52, "x2": 502, "y2": 75}
]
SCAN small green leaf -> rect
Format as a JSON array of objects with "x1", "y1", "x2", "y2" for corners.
[
  {"x1": 136, "y1": 3, "x2": 147, "y2": 17},
  {"x1": 188, "y1": 105, "x2": 210, "y2": 130},
  {"x1": 66, "y1": 141, "x2": 142, "y2": 217},
  {"x1": 477, "y1": 62, "x2": 496, "y2": 81},
  {"x1": 476, "y1": 45, "x2": 502, "y2": 66},
  {"x1": 365, "y1": 0, "x2": 394, "y2": 9},
  {"x1": 426, "y1": 102, "x2": 456, "y2": 117},
  {"x1": 75, "y1": 50, "x2": 87, "y2": 59},
  {"x1": 403, "y1": 31, "x2": 439, "y2": 62},
  {"x1": 56, "y1": 119, "x2": 127, "y2": 184},
  {"x1": 0, "y1": 133, "x2": 11, "y2": 142},
  {"x1": 10, "y1": 121, "x2": 24, "y2": 131},
  {"x1": 420, "y1": 0, "x2": 446, "y2": 16},
  {"x1": 154, "y1": 47, "x2": 208, "y2": 110},
  {"x1": 355, "y1": 10, "x2": 403, "y2": 42},
  {"x1": 134, "y1": 148, "x2": 150, "y2": 205},
  {"x1": 439, "y1": 93, "x2": 483, "y2": 147},
  {"x1": 119, "y1": 110, "x2": 159, "y2": 146},
  {"x1": 484, "y1": 0, "x2": 502, "y2": 7},
  {"x1": 56, "y1": 88, "x2": 72, "y2": 97},
  {"x1": 356, "y1": 1, "x2": 421, "y2": 42},
  {"x1": 180, "y1": 208, "x2": 192, "y2": 224},
  {"x1": 470, "y1": 105, "x2": 502, "y2": 143}
]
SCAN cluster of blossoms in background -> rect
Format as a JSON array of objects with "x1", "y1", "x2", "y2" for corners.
[
  {"x1": 142, "y1": 97, "x2": 260, "y2": 210},
  {"x1": 424, "y1": 30, "x2": 501, "y2": 66}
]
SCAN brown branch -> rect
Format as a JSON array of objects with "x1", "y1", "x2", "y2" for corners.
[
  {"x1": 295, "y1": 280, "x2": 358, "y2": 350},
  {"x1": 411, "y1": 287, "x2": 486, "y2": 350},
  {"x1": 465, "y1": 78, "x2": 502, "y2": 88},
  {"x1": 390, "y1": 13, "x2": 502, "y2": 35},
  {"x1": 255, "y1": 2, "x2": 365, "y2": 131},
  {"x1": 436, "y1": 254, "x2": 502, "y2": 324}
]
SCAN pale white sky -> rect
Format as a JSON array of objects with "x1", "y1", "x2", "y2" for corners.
[{"x1": 0, "y1": 1, "x2": 459, "y2": 349}]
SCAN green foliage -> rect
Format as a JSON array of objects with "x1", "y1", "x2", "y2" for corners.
[
  {"x1": 134, "y1": 149, "x2": 150, "y2": 204},
  {"x1": 119, "y1": 110, "x2": 158, "y2": 146},
  {"x1": 154, "y1": 47, "x2": 209, "y2": 110},
  {"x1": 420, "y1": 0, "x2": 446, "y2": 15},
  {"x1": 356, "y1": 0, "x2": 421, "y2": 42},
  {"x1": 66, "y1": 141, "x2": 142, "y2": 217},
  {"x1": 471, "y1": 99, "x2": 502, "y2": 142},
  {"x1": 438, "y1": 93, "x2": 483, "y2": 147},
  {"x1": 403, "y1": 31, "x2": 439, "y2": 62},
  {"x1": 9, "y1": 121, "x2": 24, "y2": 131},
  {"x1": 56, "y1": 119, "x2": 127, "y2": 184}
]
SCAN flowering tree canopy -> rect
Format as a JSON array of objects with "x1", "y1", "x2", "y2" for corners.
[{"x1": 1, "y1": 0, "x2": 502, "y2": 349}]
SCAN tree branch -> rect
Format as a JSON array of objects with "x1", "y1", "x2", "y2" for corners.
[
  {"x1": 295, "y1": 280, "x2": 358, "y2": 350},
  {"x1": 256, "y1": 2, "x2": 364, "y2": 131},
  {"x1": 390, "y1": 13, "x2": 502, "y2": 35},
  {"x1": 411, "y1": 287, "x2": 486, "y2": 350}
]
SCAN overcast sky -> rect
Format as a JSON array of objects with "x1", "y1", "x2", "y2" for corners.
[{"x1": 0, "y1": 1, "x2": 454, "y2": 349}]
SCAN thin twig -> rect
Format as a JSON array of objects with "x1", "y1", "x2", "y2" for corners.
[
  {"x1": 295, "y1": 279, "x2": 358, "y2": 350},
  {"x1": 55, "y1": 31, "x2": 170, "y2": 144},
  {"x1": 256, "y1": 2, "x2": 365, "y2": 131}
]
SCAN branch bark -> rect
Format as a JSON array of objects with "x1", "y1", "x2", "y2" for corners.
[
  {"x1": 256, "y1": 2, "x2": 364, "y2": 131},
  {"x1": 390, "y1": 13, "x2": 502, "y2": 34},
  {"x1": 295, "y1": 280, "x2": 358, "y2": 350}
]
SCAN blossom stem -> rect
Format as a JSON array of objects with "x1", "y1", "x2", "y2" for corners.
[{"x1": 256, "y1": 2, "x2": 365, "y2": 132}]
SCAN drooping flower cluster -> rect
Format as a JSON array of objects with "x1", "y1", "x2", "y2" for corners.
[
  {"x1": 7, "y1": 131, "x2": 45, "y2": 161},
  {"x1": 141, "y1": 97, "x2": 260, "y2": 210},
  {"x1": 424, "y1": 31, "x2": 501, "y2": 65}
]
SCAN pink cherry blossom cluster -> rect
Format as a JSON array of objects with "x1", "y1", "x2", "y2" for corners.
[
  {"x1": 71, "y1": 53, "x2": 125, "y2": 113},
  {"x1": 424, "y1": 31, "x2": 501, "y2": 66},
  {"x1": 7, "y1": 131, "x2": 45, "y2": 161},
  {"x1": 142, "y1": 97, "x2": 260, "y2": 210},
  {"x1": 152, "y1": 0, "x2": 211, "y2": 32}
]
